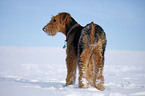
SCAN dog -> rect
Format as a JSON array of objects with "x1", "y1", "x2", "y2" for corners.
[{"x1": 42, "y1": 12, "x2": 107, "y2": 90}]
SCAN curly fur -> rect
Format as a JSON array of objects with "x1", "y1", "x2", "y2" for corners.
[{"x1": 43, "y1": 12, "x2": 107, "y2": 90}]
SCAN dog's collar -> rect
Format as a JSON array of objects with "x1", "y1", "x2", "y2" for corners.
[
  {"x1": 66, "y1": 24, "x2": 80, "y2": 38},
  {"x1": 63, "y1": 24, "x2": 80, "y2": 49}
]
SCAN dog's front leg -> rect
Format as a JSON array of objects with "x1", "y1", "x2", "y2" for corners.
[{"x1": 65, "y1": 46, "x2": 77, "y2": 86}]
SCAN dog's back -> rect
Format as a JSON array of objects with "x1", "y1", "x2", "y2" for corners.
[{"x1": 78, "y1": 22, "x2": 106, "y2": 55}]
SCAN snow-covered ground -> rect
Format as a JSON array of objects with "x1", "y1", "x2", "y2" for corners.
[{"x1": 0, "y1": 47, "x2": 145, "y2": 96}]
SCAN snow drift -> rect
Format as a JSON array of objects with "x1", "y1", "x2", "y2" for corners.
[{"x1": 0, "y1": 47, "x2": 145, "y2": 96}]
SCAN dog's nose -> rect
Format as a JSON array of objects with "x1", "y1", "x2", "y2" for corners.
[{"x1": 42, "y1": 27, "x2": 46, "y2": 31}]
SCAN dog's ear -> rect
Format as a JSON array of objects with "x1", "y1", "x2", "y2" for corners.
[{"x1": 59, "y1": 12, "x2": 70, "y2": 24}]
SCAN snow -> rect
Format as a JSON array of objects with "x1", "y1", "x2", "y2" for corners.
[
  {"x1": 80, "y1": 78, "x2": 88, "y2": 87},
  {"x1": 0, "y1": 46, "x2": 145, "y2": 96}
]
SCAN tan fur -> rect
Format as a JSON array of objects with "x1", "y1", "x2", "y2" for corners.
[
  {"x1": 43, "y1": 12, "x2": 106, "y2": 91},
  {"x1": 90, "y1": 22, "x2": 95, "y2": 44},
  {"x1": 43, "y1": 12, "x2": 71, "y2": 36},
  {"x1": 66, "y1": 32, "x2": 77, "y2": 85},
  {"x1": 92, "y1": 39, "x2": 104, "y2": 90}
]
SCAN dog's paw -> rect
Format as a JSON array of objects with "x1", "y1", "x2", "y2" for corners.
[
  {"x1": 94, "y1": 80, "x2": 104, "y2": 91},
  {"x1": 79, "y1": 78, "x2": 89, "y2": 88},
  {"x1": 66, "y1": 79, "x2": 75, "y2": 86}
]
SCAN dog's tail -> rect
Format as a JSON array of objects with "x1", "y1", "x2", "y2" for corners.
[
  {"x1": 90, "y1": 22, "x2": 96, "y2": 49},
  {"x1": 90, "y1": 22, "x2": 95, "y2": 44}
]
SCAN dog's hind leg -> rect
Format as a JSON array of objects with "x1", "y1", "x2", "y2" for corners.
[
  {"x1": 78, "y1": 34, "x2": 93, "y2": 88},
  {"x1": 78, "y1": 47, "x2": 92, "y2": 88},
  {"x1": 87, "y1": 54, "x2": 94, "y2": 86},
  {"x1": 89, "y1": 22, "x2": 106, "y2": 90},
  {"x1": 92, "y1": 40, "x2": 105, "y2": 91}
]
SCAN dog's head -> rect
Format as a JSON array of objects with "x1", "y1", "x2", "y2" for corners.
[{"x1": 42, "y1": 12, "x2": 71, "y2": 36}]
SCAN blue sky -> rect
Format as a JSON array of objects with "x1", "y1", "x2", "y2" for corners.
[{"x1": 0, "y1": 0, "x2": 145, "y2": 51}]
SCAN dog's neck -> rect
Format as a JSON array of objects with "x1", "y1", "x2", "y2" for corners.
[
  {"x1": 65, "y1": 17, "x2": 78, "y2": 36},
  {"x1": 66, "y1": 24, "x2": 80, "y2": 38}
]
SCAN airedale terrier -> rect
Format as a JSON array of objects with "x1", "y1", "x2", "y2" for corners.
[{"x1": 42, "y1": 12, "x2": 107, "y2": 90}]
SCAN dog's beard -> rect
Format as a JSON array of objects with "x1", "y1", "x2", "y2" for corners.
[{"x1": 46, "y1": 31, "x2": 57, "y2": 36}]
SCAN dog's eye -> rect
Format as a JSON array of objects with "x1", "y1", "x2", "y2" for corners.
[{"x1": 53, "y1": 19, "x2": 56, "y2": 22}]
